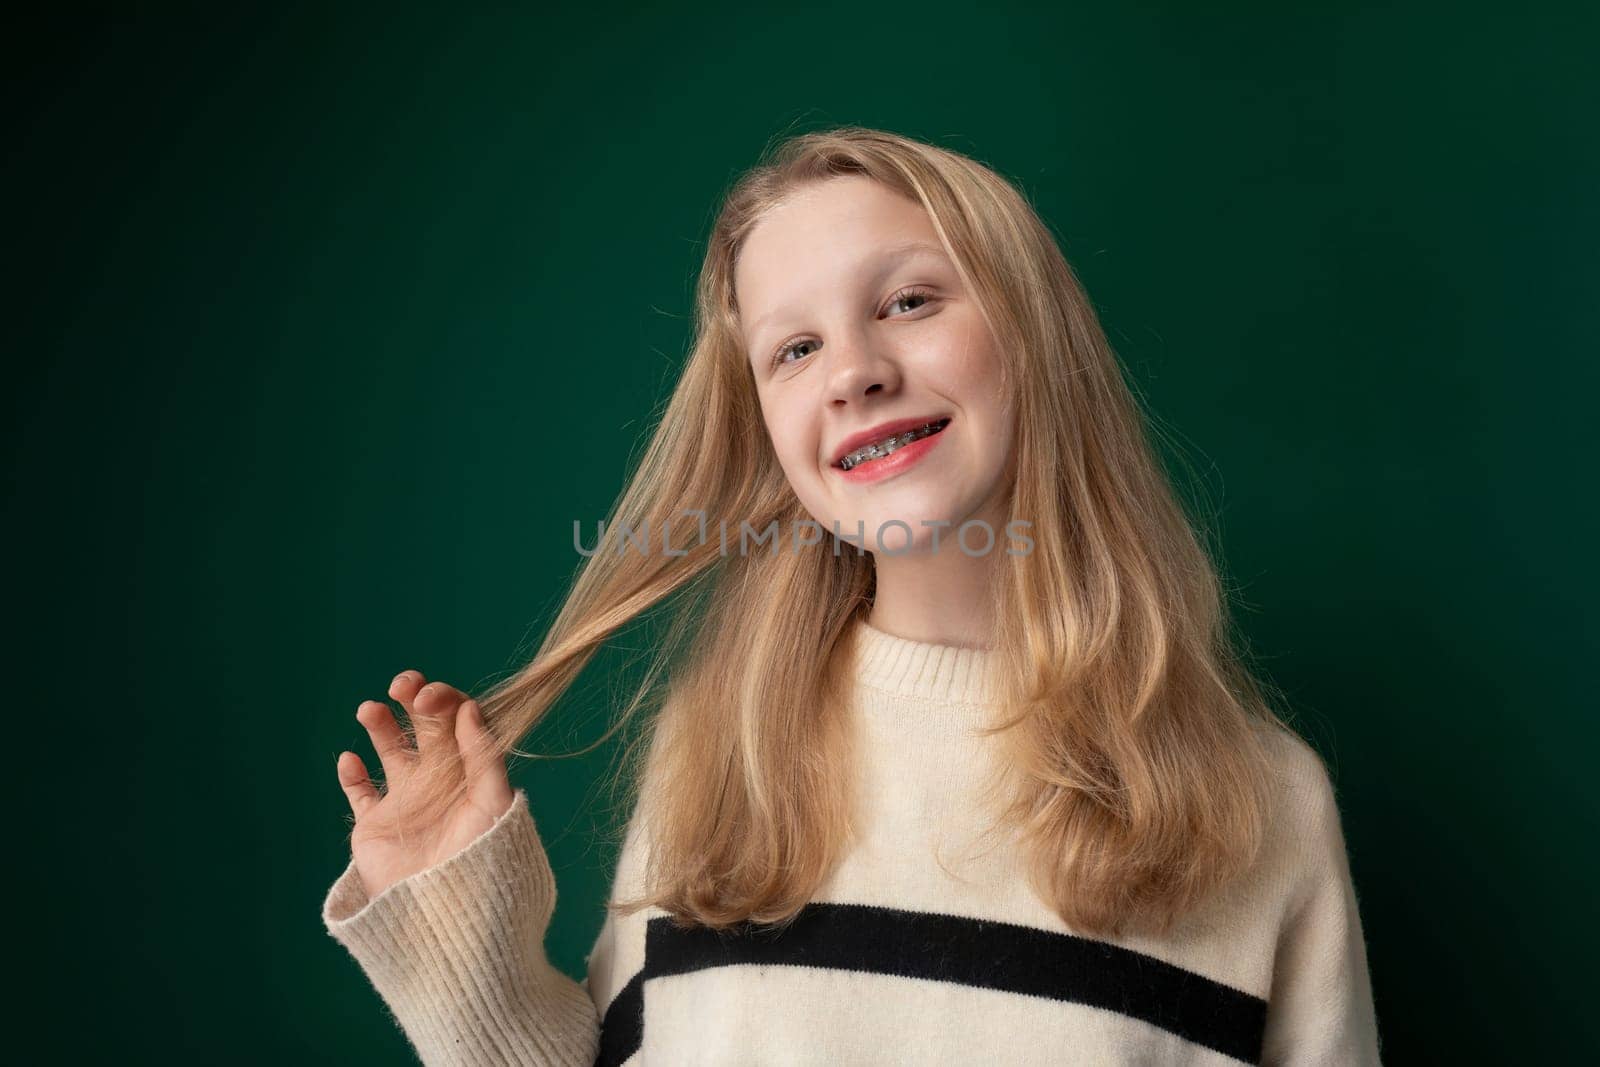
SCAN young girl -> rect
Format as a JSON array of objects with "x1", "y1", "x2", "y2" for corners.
[{"x1": 323, "y1": 127, "x2": 1381, "y2": 1066}]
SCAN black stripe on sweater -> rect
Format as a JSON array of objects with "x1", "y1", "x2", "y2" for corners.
[{"x1": 595, "y1": 900, "x2": 1266, "y2": 1066}]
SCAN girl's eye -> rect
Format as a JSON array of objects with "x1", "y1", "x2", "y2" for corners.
[
  {"x1": 773, "y1": 338, "x2": 819, "y2": 365},
  {"x1": 884, "y1": 286, "x2": 934, "y2": 317},
  {"x1": 770, "y1": 286, "x2": 937, "y2": 368}
]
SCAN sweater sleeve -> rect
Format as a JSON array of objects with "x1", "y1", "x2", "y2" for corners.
[
  {"x1": 1258, "y1": 750, "x2": 1383, "y2": 1066},
  {"x1": 322, "y1": 789, "x2": 621, "y2": 1067}
]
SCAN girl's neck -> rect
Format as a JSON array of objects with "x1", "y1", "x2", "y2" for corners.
[{"x1": 867, "y1": 553, "x2": 1000, "y2": 652}]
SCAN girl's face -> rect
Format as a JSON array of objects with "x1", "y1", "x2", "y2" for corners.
[{"x1": 735, "y1": 176, "x2": 1015, "y2": 554}]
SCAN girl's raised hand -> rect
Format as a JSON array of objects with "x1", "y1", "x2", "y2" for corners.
[{"x1": 335, "y1": 671, "x2": 515, "y2": 900}]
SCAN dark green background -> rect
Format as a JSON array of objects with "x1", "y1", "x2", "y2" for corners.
[{"x1": 9, "y1": 3, "x2": 1595, "y2": 1062}]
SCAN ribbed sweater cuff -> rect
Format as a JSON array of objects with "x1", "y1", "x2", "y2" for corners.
[{"x1": 321, "y1": 789, "x2": 599, "y2": 1067}]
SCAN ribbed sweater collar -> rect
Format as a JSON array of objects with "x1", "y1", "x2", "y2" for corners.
[{"x1": 851, "y1": 617, "x2": 1003, "y2": 708}]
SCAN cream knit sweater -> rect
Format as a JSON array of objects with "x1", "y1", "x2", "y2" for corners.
[{"x1": 323, "y1": 620, "x2": 1382, "y2": 1065}]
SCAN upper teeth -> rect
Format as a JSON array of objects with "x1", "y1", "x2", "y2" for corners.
[{"x1": 839, "y1": 419, "x2": 948, "y2": 471}]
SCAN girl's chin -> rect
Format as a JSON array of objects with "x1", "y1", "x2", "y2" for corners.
[{"x1": 827, "y1": 509, "x2": 971, "y2": 548}]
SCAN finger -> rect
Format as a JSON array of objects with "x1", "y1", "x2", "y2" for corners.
[
  {"x1": 457, "y1": 699, "x2": 512, "y2": 810},
  {"x1": 389, "y1": 668, "x2": 426, "y2": 724},
  {"x1": 355, "y1": 700, "x2": 413, "y2": 782},
  {"x1": 411, "y1": 681, "x2": 466, "y2": 765},
  {"x1": 389, "y1": 669, "x2": 429, "y2": 752},
  {"x1": 336, "y1": 751, "x2": 381, "y2": 820}
]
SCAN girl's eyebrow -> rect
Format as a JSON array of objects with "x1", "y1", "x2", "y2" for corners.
[{"x1": 746, "y1": 241, "x2": 951, "y2": 341}]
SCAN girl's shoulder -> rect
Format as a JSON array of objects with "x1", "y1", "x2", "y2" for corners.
[{"x1": 1248, "y1": 718, "x2": 1358, "y2": 892}]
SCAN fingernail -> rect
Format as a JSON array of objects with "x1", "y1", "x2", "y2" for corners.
[{"x1": 392, "y1": 672, "x2": 408, "y2": 687}]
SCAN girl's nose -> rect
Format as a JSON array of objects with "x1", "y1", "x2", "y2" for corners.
[{"x1": 826, "y1": 333, "x2": 901, "y2": 404}]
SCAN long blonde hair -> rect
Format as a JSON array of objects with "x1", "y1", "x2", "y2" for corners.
[{"x1": 410, "y1": 126, "x2": 1298, "y2": 939}]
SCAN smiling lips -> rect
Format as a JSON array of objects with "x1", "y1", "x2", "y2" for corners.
[
  {"x1": 830, "y1": 415, "x2": 952, "y2": 469},
  {"x1": 829, "y1": 416, "x2": 952, "y2": 481}
]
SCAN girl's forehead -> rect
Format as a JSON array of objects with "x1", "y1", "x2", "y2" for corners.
[
  {"x1": 735, "y1": 196, "x2": 942, "y2": 306},
  {"x1": 748, "y1": 179, "x2": 930, "y2": 249}
]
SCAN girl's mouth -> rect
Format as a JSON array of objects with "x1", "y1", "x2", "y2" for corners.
[{"x1": 835, "y1": 417, "x2": 951, "y2": 471}]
